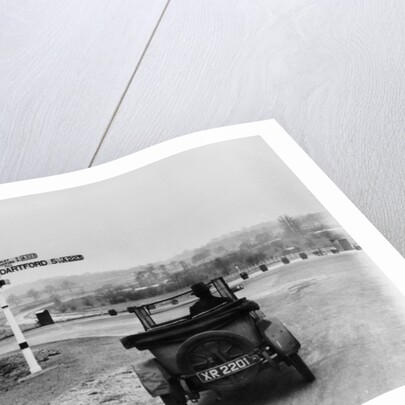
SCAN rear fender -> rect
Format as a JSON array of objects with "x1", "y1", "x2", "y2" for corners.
[
  {"x1": 133, "y1": 358, "x2": 171, "y2": 397},
  {"x1": 256, "y1": 317, "x2": 301, "y2": 356}
]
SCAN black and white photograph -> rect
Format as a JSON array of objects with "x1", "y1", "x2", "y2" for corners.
[{"x1": 1, "y1": 135, "x2": 405, "y2": 405}]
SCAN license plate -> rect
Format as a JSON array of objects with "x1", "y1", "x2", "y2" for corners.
[{"x1": 196, "y1": 354, "x2": 261, "y2": 383}]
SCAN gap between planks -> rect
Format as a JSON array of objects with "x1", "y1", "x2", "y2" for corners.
[{"x1": 88, "y1": 0, "x2": 172, "y2": 168}]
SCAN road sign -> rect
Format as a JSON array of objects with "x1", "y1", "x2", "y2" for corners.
[{"x1": 0, "y1": 253, "x2": 38, "y2": 267}]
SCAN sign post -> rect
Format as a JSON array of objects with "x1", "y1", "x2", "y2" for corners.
[
  {"x1": 0, "y1": 252, "x2": 83, "y2": 375},
  {"x1": 0, "y1": 279, "x2": 42, "y2": 374}
]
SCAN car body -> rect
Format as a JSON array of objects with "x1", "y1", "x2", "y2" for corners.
[
  {"x1": 231, "y1": 283, "x2": 244, "y2": 292},
  {"x1": 121, "y1": 277, "x2": 314, "y2": 404}
]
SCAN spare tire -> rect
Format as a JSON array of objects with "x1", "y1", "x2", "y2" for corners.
[{"x1": 176, "y1": 331, "x2": 260, "y2": 391}]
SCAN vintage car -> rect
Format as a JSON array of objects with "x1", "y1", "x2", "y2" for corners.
[
  {"x1": 231, "y1": 283, "x2": 244, "y2": 292},
  {"x1": 121, "y1": 277, "x2": 315, "y2": 405}
]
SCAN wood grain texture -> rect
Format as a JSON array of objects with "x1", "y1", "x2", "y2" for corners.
[
  {"x1": 0, "y1": 0, "x2": 167, "y2": 183},
  {"x1": 93, "y1": 0, "x2": 405, "y2": 256}
]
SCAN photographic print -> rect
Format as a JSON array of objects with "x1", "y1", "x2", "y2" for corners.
[{"x1": 1, "y1": 129, "x2": 405, "y2": 405}]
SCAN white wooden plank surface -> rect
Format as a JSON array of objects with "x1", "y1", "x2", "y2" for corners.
[
  {"x1": 0, "y1": 0, "x2": 167, "y2": 183},
  {"x1": 92, "y1": 0, "x2": 405, "y2": 256}
]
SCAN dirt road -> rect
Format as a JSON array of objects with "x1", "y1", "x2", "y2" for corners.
[{"x1": 198, "y1": 251, "x2": 405, "y2": 405}]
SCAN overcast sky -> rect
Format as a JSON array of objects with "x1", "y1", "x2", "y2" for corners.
[{"x1": 0, "y1": 136, "x2": 326, "y2": 285}]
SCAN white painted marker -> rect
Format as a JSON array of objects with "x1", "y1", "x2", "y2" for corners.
[{"x1": 0, "y1": 279, "x2": 42, "y2": 374}]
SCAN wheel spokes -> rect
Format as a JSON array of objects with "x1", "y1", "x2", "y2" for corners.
[{"x1": 189, "y1": 338, "x2": 246, "y2": 369}]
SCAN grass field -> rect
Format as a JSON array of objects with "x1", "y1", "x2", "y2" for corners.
[{"x1": 0, "y1": 337, "x2": 158, "y2": 405}]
